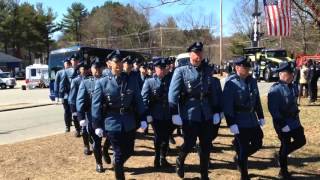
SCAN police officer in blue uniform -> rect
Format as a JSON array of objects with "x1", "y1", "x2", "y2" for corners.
[
  {"x1": 166, "y1": 57, "x2": 182, "y2": 143},
  {"x1": 268, "y1": 62, "x2": 306, "y2": 179},
  {"x1": 222, "y1": 56, "x2": 265, "y2": 180},
  {"x1": 58, "y1": 55, "x2": 81, "y2": 134},
  {"x1": 102, "y1": 56, "x2": 112, "y2": 77},
  {"x1": 54, "y1": 58, "x2": 71, "y2": 132},
  {"x1": 209, "y1": 75, "x2": 223, "y2": 150},
  {"x1": 141, "y1": 57, "x2": 172, "y2": 169},
  {"x1": 69, "y1": 62, "x2": 90, "y2": 148},
  {"x1": 91, "y1": 50, "x2": 146, "y2": 180},
  {"x1": 77, "y1": 60, "x2": 111, "y2": 173},
  {"x1": 138, "y1": 62, "x2": 150, "y2": 89},
  {"x1": 169, "y1": 42, "x2": 221, "y2": 180},
  {"x1": 64, "y1": 54, "x2": 81, "y2": 136}
]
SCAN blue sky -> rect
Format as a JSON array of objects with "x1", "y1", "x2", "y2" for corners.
[{"x1": 20, "y1": 0, "x2": 240, "y2": 39}]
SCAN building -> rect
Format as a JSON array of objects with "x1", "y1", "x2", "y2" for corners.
[{"x1": 0, "y1": 52, "x2": 22, "y2": 72}]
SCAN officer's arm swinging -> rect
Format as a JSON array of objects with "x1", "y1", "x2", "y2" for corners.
[
  {"x1": 268, "y1": 88, "x2": 286, "y2": 128},
  {"x1": 54, "y1": 71, "x2": 61, "y2": 97},
  {"x1": 168, "y1": 68, "x2": 183, "y2": 114},
  {"x1": 76, "y1": 81, "x2": 87, "y2": 121},
  {"x1": 210, "y1": 78, "x2": 223, "y2": 113},
  {"x1": 254, "y1": 81, "x2": 264, "y2": 119},
  {"x1": 91, "y1": 80, "x2": 103, "y2": 129},
  {"x1": 222, "y1": 81, "x2": 236, "y2": 126},
  {"x1": 141, "y1": 79, "x2": 151, "y2": 115},
  {"x1": 68, "y1": 79, "x2": 78, "y2": 113}
]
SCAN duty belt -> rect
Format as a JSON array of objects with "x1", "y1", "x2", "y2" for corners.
[
  {"x1": 235, "y1": 106, "x2": 254, "y2": 113},
  {"x1": 186, "y1": 93, "x2": 208, "y2": 101},
  {"x1": 106, "y1": 107, "x2": 132, "y2": 115}
]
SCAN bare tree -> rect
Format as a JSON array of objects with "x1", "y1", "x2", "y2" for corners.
[{"x1": 140, "y1": 0, "x2": 194, "y2": 9}]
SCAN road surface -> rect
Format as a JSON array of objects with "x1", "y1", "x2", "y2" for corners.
[{"x1": 0, "y1": 105, "x2": 65, "y2": 145}]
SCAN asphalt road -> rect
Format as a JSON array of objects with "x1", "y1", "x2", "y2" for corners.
[
  {"x1": 0, "y1": 80, "x2": 274, "y2": 145},
  {"x1": 0, "y1": 105, "x2": 65, "y2": 145}
]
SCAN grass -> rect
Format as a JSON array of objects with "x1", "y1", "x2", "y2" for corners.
[{"x1": 0, "y1": 97, "x2": 319, "y2": 180}]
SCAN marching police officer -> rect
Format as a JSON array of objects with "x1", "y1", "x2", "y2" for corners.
[
  {"x1": 69, "y1": 62, "x2": 90, "y2": 149},
  {"x1": 141, "y1": 57, "x2": 172, "y2": 169},
  {"x1": 91, "y1": 50, "x2": 146, "y2": 180},
  {"x1": 267, "y1": 62, "x2": 306, "y2": 179},
  {"x1": 168, "y1": 42, "x2": 220, "y2": 180},
  {"x1": 77, "y1": 60, "x2": 111, "y2": 173},
  {"x1": 209, "y1": 75, "x2": 223, "y2": 151},
  {"x1": 102, "y1": 56, "x2": 112, "y2": 77},
  {"x1": 166, "y1": 57, "x2": 182, "y2": 143},
  {"x1": 54, "y1": 58, "x2": 71, "y2": 132},
  {"x1": 58, "y1": 55, "x2": 81, "y2": 135},
  {"x1": 67, "y1": 55, "x2": 82, "y2": 137},
  {"x1": 138, "y1": 62, "x2": 150, "y2": 89},
  {"x1": 222, "y1": 56, "x2": 265, "y2": 180}
]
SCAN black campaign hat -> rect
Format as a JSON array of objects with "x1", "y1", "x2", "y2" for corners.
[
  {"x1": 77, "y1": 62, "x2": 90, "y2": 70},
  {"x1": 276, "y1": 61, "x2": 294, "y2": 73},
  {"x1": 107, "y1": 50, "x2": 123, "y2": 63},
  {"x1": 70, "y1": 53, "x2": 80, "y2": 61},
  {"x1": 140, "y1": 62, "x2": 148, "y2": 68},
  {"x1": 153, "y1": 57, "x2": 167, "y2": 68},
  {"x1": 134, "y1": 58, "x2": 142, "y2": 64},
  {"x1": 63, "y1": 57, "x2": 71, "y2": 63},
  {"x1": 234, "y1": 56, "x2": 251, "y2": 67},
  {"x1": 123, "y1": 56, "x2": 134, "y2": 64},
  {"x1": 91, "y1": 58, "x2": 102, "y2": 68},
  {"x1": 187, "y1": 42, "x2": 203, "y2": 52}
]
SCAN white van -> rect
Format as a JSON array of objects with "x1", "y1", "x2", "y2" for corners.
[
  {"x1": 25, "y1": 64, "x2": 49, "y2": 88},
  {"x1": 175, "y1": 53, "x2": 190, "y2": 67}
]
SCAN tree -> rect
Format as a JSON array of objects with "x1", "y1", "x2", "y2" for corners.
[
  {"x1": 229, "y1": 33, "x2": 249, "y2": 56},
  {"x1": 79, "y1": 2, "x2": 150, "y2": 49},
  {"x1": 0, "y1": 1, "x2": 59, "y2": 65},
  {"x1": 0, "y1": 0, "x2": 15, "y2": 53},
  {"x1": 34, "y1": 3, "x2": 60, "y2": 63},
  {"x1": 61, "y1": 2, "x2": 88, "y2": 42}
]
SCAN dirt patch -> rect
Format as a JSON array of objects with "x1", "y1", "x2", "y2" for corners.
[{"x1": 0, "y1": 97, "x2": 319, "y2": 180}]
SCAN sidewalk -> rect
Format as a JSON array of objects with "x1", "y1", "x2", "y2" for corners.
[{"x1": 0, "y1": 80, "x2": 54, "y2": 112}]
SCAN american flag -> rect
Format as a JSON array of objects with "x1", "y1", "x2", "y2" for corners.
[{"x1": 263, "y1": 0, "x2": 292, "y2": 36}]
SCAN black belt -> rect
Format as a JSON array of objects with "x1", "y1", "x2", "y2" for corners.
[
  {"x1": 235, "y1": 106, "x2": 254, "y2": 113},
  {"x1": 186, "y1": 94, "x2": 208, "y2": 100},
  {"x1": 107, "y1": 107, "x2": 132, "y2": 115}
]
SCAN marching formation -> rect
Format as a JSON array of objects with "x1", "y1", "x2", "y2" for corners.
[{"x1": 54, "y1": 42, "x2": 306, "y2": 180}]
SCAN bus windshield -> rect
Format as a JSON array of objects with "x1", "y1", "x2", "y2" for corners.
[{"x1": 266, "y1": 50, "x2": 287, "y2": 58}]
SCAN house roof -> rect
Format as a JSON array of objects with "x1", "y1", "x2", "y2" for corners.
[{"x1": 0, "y1": 52, "x2": 22, "y2": 63}]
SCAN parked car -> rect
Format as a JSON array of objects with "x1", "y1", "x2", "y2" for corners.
[{"x1": 0, "y1": 72, "x2": 16, "y2": 89}]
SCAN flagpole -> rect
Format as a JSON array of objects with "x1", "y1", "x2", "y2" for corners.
[
  {"x1": 279, "y1": 36, "x2": 282, "y2": 48},
  {"x1": 220, "y1": 0, "x2": 223, "y2": 67}
]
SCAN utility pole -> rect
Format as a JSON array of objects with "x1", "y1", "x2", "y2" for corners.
[
  {"x1": 252, "y1": 0, "x2": 262, "y2": 47},
  {"x1": 160, "y1": 27, "x2": 163, "y2": 56},
  {"x1": 220, "y1": 0, "x2": 223, "y2": 66}
]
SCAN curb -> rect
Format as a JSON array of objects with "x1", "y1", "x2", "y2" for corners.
[{"x1": 0, "y1": 103, "x2": 55, "y2": 112}]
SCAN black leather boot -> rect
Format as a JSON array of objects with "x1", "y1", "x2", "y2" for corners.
[
  {"x1": 239, "y1": 163, "x2": 250, "y2": 180},
  {"x1": 199, "y1": 150, "x2": 209, "y2": 180},
  {"x1": 160, "y1": 143, "x2": 171, "y2": 168},
  {"x1": 96, "y1": 163, "x2": 104, "y2": 173},
  {"x1": 113, "y1": 164, "x2": 125, "y2": 180},
  {"x1": 176, "y1": 152, "x2": 187, "y2": 178},
  {"x1": 102, "y1": 139, "x2": 111, "y2": 164},
  {"x1": 73, "y1": 116, "x2": 81, "y2": 137},
  {"x1": 278, "y1": 169, "x2": 292, "y2": 179},
  {"x1": 154, "y1": 144, "x2": 161, "y2": 168}
]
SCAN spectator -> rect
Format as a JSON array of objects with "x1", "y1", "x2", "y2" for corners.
[{"x1": 298, "y1": 64, "x2": 309, "y2": 103}]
